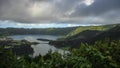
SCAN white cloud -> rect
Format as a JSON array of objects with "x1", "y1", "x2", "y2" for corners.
[
  {"x1": 28, "y1": 2, "x2": 52, "y2": 17},
  {"x1": 65, "y1": 10, "x2": 75, "y2": 16},
  {"x1": 83, "y1": 0, "x2": 94, "y2": 6}
]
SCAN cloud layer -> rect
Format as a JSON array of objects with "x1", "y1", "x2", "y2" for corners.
[{"x1": 0, "y1": 0, "x2": 120, "y2": 24}]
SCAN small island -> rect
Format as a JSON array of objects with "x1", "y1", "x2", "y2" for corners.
[{"x1": 37, "y1": 38, "x2": 52, "y2": 41}]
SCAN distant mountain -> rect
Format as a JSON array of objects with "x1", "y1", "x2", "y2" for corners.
[
  {"x1": 49, "y1": 24, "x2": 120, "y2": 48},
  {"x1": 0, "y1": 27, "x2": 77, "y2": 36}
]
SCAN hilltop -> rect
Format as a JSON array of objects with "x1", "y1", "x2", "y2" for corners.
[{"x1": 49, "y1": 24, "x2": 120, "y2": 48}]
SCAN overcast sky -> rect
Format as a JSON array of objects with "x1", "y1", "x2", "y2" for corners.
[{"x1": 0, "y1": 0, "x2": 120, "y2": 28}]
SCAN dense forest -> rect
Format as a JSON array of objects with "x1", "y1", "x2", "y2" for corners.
[
  {"x1": 0, "y1": 27, "x2": 77, "y2": 36},
  {"x1": 49, "y1": 24, "x2": 120, "y2": 47}
]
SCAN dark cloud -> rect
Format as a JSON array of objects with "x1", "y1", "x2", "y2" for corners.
[
  {"x1": 72, "y1": 0, "x2": 120, "y2": 16},
  {"x1": 0, "y1": 0, "x2": 119, "y2": 24}
]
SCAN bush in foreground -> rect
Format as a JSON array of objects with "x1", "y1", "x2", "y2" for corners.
[{"x1": 0, "y1": 40, "x2": 120, "y2": 68}]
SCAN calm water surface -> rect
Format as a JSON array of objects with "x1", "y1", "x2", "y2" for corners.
[{"x1": 9, "y1": 35, "x2": 69, "y2": 57}]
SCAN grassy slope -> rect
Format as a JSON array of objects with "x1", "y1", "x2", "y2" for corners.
[
  {"x1": 66, "y1": 24, "x2": 116, "y2": 38},
  {"x1": 50, "y1": 24, "x2": 120, "y2": 48},
  {"x1": 58, "y1": 24, "x2": 116, "y2": 40}
]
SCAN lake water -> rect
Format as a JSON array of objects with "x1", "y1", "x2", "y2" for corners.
[{"x1": 9, "y1": 35, "x2": 69, "y2": 57}]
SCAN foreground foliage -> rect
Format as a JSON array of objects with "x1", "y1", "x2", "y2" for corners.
[{"x1": 0, "y1": 40, "x2": 120, "y2": 68}]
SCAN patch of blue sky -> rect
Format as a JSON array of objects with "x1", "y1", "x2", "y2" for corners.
[{"x1": 0, "y1": 20, "x2": 102, "y2": 28}]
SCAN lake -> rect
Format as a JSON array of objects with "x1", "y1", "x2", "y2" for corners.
[{"x1": 9, "y1": 35, "x2": 69, "y2": 57}]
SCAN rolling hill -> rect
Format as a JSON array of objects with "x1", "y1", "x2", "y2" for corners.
[
  {"x1": 49, "y1": 24, "x2": 120, "y2": 48},
  {"x1": 0, "y1": 27, "x2": 77, "y2": 36}
]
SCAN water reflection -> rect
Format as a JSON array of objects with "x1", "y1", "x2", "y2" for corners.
[{"x1": 9, "y1": 35, "x2": 69, "y2": 56}]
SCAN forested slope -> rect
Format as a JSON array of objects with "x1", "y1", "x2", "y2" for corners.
[
  {"x1": 0, "y1": 27, "x2": 77, "y2": 36},
  {"x1": 49, "y1": 24, "x2": 120, "y2": 48}
]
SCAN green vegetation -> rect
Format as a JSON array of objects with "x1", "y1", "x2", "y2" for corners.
[
  {"x1": 0, "y1": 37, "x2": 34, "y2": 56},
  {"x1": 66, "y1": 24, "x2": 115, "y2": 38},
  {"x1": 0, "y1": 27, "x2": 77, "y2": 36},
  {"x1": 0, "y1": 39, "x2": 120, "y2": 68},
  {"x1": 51, "y1": 24, "x2": 120, "y2": 48},
  {"x1": 57, "y1": 24, "x2": 116, "y2": 40}
]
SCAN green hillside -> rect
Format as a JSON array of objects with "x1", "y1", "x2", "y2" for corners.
[
  {"x1": 0, "y1": 27, "x2": 77, "y2": 36},
  {"x1": 66, "y1": 24, "x2": 116, "y2": 38},
  {"x1": 50, "y1": 24, "x2": 120, "y2": 48},
  {"x1": 57, "y1": 24, "x2": 116, "y2": 40}
]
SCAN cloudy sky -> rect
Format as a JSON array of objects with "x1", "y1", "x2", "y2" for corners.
[{"x1": 0, "y1": 0, "x2": 120, "y2": 28}]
